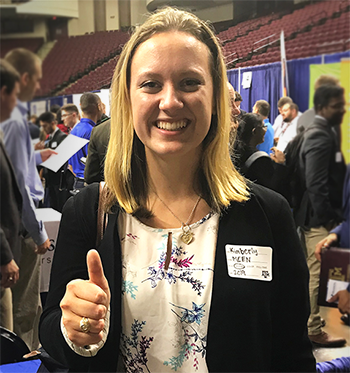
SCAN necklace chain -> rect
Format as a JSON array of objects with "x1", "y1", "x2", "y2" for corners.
[
  {"x1": 153, "y1": 191, "x2": 201, "y2": 245},
  {"x1": 153, "y1": 192, "x2": 201, "y2": 227}
]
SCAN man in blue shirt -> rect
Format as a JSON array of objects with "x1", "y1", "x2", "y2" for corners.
[
  {"x1": 253, "y1": 100, "x2": 274, "y2": 155},
  {"x1": 69, "y1": 92, "x2": 103, "y2": 190},
  {"x1": 0, "y1": 48, "x2": 54, "y2": 350}
]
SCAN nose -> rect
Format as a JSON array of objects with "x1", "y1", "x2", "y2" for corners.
[
  {"x1": 159, "y1": 84, "x2": 184, "y2": 112},
  {"x1": 231, "y1": 101, "x2": 240, "y2": 117}
]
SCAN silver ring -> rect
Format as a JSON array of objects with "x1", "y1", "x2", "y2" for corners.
[
  {"x1": 80, "y1": 317, "x2": 91, "y2": 333},
  {"x1": 8, "y1": 277, "x2": 14, "y2": 281}
]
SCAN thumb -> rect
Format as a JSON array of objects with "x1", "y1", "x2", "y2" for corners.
[{"x1": 87, "y1": 249, "x2": 110, "y2": 298}]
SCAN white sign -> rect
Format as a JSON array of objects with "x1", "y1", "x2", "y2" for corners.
[
  {"x1": 36, "y1": 208, "x2": 62, "y2": 293},
  {"x1": 242, "y1": 71, "x2": 252, "y2": 89},
  {"x1": 40, "y1": 134, "x2": 89, "y2": 172}
]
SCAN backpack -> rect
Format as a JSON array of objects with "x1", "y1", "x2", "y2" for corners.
[{"x1": 283, "y1": 125, "x2": 327, "y2": 209}]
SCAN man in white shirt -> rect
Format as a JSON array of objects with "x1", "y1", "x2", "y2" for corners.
[
  {"x1": 272, "y1": 96, "x2": 293, "y2": 138},
  {"x1": 275, "y1": 102, "x2": 302, "y2": 152}
]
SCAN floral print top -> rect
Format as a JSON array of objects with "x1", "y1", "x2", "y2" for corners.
[{"x1": 118, "y1": 210, "x2": 219, "y2": 373}]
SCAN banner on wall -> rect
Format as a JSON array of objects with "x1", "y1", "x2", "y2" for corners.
[
  {"x1": 309, "y1": 60, "x2": 350, "y2": 163},
  {"x1": 309, "y1": 63, "x2": 341, "y2": 109},
  {"x1": 280, "y1": 30, "x2": 289, "y2": 97}
]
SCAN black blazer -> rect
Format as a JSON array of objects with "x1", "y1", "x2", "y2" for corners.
[
  {"x1": 0, "y1": 140, "x2": 22, "y2": 266},
  {"x1": 84, "y1": 119, "x2": 110, "y2": 184},
  {"x1": 294, "y1": 116, "x2": 345, "y2": 228},
  {"x1": 40, "y1": 184, "x2": 315, "y2": 372}
]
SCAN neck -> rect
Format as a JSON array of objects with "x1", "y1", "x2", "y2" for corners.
[
  {"x1": 140, "y1": 149, "x2": 211, "y2": 229},
  {"x1": 82, "y1": 114, "x2": 97, "y2": 124},
  {"x1": 147, "y1": 151, "x2": 200, "y2": 201}
]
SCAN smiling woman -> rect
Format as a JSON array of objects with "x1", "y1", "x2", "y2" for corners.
[{"x1": 39, "y1": 7, "x2": 316, "y2": 373}]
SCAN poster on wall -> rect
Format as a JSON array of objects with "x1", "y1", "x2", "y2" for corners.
[
  {"x1": 242, "y1": 71, "x2": 252, "y2": 89},
  {"x1": 30, "y1": 100, "x2": 47, "y2": 116},
  {"x1": 309, "y1": 60, "x2": 349, "y2": 163},
  {"x1": 309, "y1": 63, "x2": 341, "y2": 109}
]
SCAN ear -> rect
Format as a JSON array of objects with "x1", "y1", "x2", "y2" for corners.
[
  {"x1": 0, "y1": 85, "x2": 8, "y2": 97},
  {"x1": 21, "y1": 72, "x2": 30, "y2": 87}
]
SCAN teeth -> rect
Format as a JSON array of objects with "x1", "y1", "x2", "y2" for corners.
[{"x1": 156, "y1": 120, "x2": 187, "y2": 131}]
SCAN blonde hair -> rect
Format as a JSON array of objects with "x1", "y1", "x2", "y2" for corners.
[{"x1": 105, "y1": 7, "x2": 249, "y2": 214}]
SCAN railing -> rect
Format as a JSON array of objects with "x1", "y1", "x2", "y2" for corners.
[{"x1": 252, "y1": 33, "x2": 278, "y2": 52}]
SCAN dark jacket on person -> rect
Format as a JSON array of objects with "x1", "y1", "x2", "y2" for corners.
[
  {"x1": 294, "y1": 116, "x2": 345, "y2": 228},
  {"x1": 39, "y1": 183, "x2": 315, "y2": 372},
  {"x1": 44, "y1": 128, "x2": 67, "y2": 186},
  {"x1": 0, "y1": 139, "x2": 22, "y2": 266},
  {"x1": 84, "y1": 119, "x2": 110, "y2": 184}
]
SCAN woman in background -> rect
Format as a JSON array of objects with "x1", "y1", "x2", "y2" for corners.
[{"x1": 234, "y1": 113, "x2": 274, "y2": 188}]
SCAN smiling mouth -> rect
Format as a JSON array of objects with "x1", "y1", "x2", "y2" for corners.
[{"x1": 156, "y1": 120, "x2": 188, "y2": 131}]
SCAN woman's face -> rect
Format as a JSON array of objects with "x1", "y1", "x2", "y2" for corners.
[{"x1": 129, "y1": 31, "x2": 214, "y2": 160}]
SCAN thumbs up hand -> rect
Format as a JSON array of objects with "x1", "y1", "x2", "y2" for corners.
[{"x1": 60, "y1": 250, "x2": 110, "y2": 347}]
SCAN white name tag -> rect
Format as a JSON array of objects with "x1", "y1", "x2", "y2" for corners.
[
  {"x1": 225, "y1": 245, "x2": 273, "y2": 281},
  {"x1": 335, "y1": 152, "x2": 342, "y2": 163},
  {"x1": 51, "y1": 141, "x2": 57, "y2": 148}
]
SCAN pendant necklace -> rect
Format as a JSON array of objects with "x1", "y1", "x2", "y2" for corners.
[{"x1": 154, "y1": 192, "x2": 201, "y2": 245}]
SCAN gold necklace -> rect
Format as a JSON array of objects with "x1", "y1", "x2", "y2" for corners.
[{"x1": 154, "y1": 192, "x2": 201, "y2": 245}]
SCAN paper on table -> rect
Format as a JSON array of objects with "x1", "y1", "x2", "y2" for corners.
[
  {"x1": 326, "y1": 279, "x2": 349, "y2": 303},
  {"x1": 40, "y1": 134, "x2": 89, "y2": 173}
]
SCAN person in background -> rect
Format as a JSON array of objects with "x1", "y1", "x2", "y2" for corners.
[
  {"x1": 0, "y1": 48, "x2": 53, "y2": 350},
  {"x1": 275, "y1": 102, "x2": 301, "y2": 152},
  {"x1": 38, "y1": 111, "x2": 68, "y2": 212},
  {"x1": 49, "y1": 104, "x2": 61, "y2": 117},
  {"x1": 55, "y1": 108, "x2": 69, "y2": 135},
  {"x1": 96, "y1": 102, "x2": 110, "y2": 126},
  {"x1": 315, "y1": 163, "x2": 350, "y2": 325},
  {"x1": 294, "y1": 85, "x2": 346, "y2": 347},
  {"x1": 272, "y1": 96, "x2": 293, "y2": 138},
  {"x1": 252, "y1": 100, "x2": 274, "y2": 155},
  {"x1": 234, "y1": 91, "x2": 246, "y2": 119},
  {"x1": 234, "y1": 113, "x2": 274, "y2": 188},
  {"x1": 68, "y1": 92, "x2": 103, "y2": 191},
  {"x1": 61, "y1": 103, "x2": 80, "y2": 132},
  {"x1": 84, "y1": 119, "x2": 111, "y2": 184},
  {"x1": 0, "y1": 59, "x2": 22, "y2": 332},
  {"x1": 297, "y1": 75, "x2": 340, "y2": 134},
  {"x1": 40, "y1": 8, "x2": 315, "y2": 372},
  {"x1": 28, "y1": 114, "x2": 40, "y2": 140}
]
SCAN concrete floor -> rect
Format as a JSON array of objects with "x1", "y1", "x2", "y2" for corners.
[{"x1": 313, "y1": 306, "x2": 350, "y2": 363}]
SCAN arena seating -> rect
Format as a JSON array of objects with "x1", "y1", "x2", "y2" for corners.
[
  {"x1": 40, "y1": 30, "x2": 129, "y2": 96},
  {"x1": 0, "y1": 38, "x2": 43, "y2": 58},
  {"x1": 34, "y1": 0, "x2": 349, "y2": 96},
  {"x1": 226, "y1": 0, "x2": 349, "y2": 68},
  {"x1": 62, "y1": 56, "x2": 119, "y2": 95}
]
